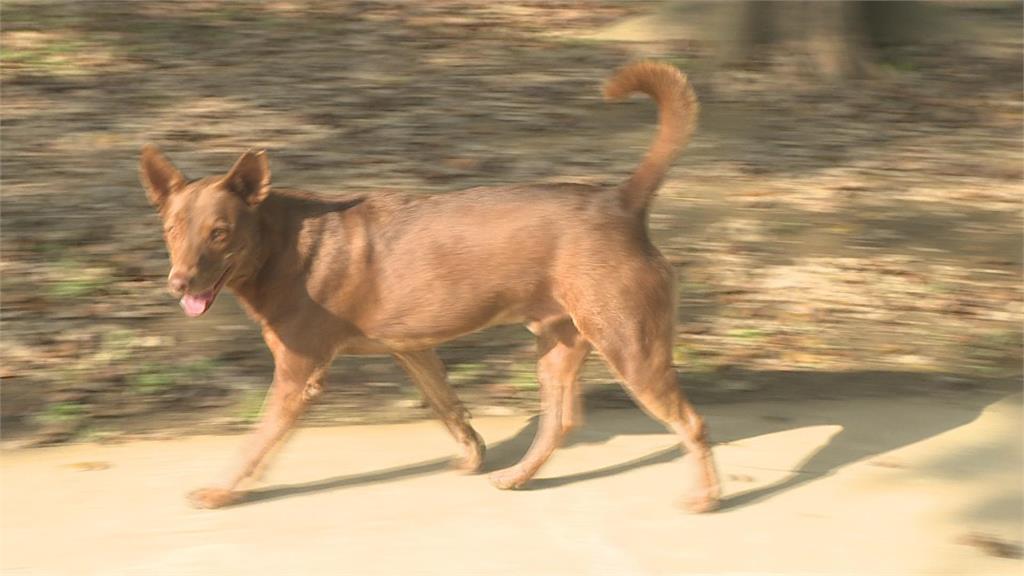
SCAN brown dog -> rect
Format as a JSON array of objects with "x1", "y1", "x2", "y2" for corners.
[{"x1": 140, "y1": 61, "x2": 721, "y2": 512}]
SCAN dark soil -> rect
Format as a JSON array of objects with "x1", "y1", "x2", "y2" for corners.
[{"x1": 1, "y1": 1, "x2": 1021, "y2": 446}]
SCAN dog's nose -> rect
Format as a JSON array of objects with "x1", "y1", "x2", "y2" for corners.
[{"x1": 168, "y1": 272, "x2": 190, "y2": 296}]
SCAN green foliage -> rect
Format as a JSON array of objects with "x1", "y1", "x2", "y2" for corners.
[
  {"x1": 1, "y1": 38, "x2": 90, "y2": 74},
  {"x1": 46, "y1": 259, "x2": 112, "y2": 300},
  {"x1": 507, "y1": 367, "x2": 539, "y2": 391},
  {"x1": 448, "y1": 362, "x2": 489, "y2": 385},
  {"x1": 727, "y1": 328, "x2": 765, "y2": 340},
  {"x1": 48, "y1": 277, "x2": 107, "y2": 299},
  {"x1": 674, "y1": 342, "x2": 712, "y2": 374},
  {"x1": 879, "y1": 56, "x2": 916, "y2": 73},
  {"x1": 128, "y1": 359, "x2": 219, "y2": 395},
  {"x1": 236, "y1": 389, "x2": 266, "y2": 424},
  {"x1": 958, "y1": 329, "x2": 1023, "y2": 378},
  {"x1": 35, "y1": 401, "x2": 85, "y2": 425},
  {"x1": 129, "y1": 365, "x2": 176, "y2": 395}
]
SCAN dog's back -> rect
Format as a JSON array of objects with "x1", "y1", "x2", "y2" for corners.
[{"x1": 345, "y1": 61, "x2": 698, "y2": 343}]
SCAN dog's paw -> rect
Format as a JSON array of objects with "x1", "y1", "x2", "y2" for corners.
[
  {"x1": 453, "y1": 437, "x2": 486, "y2": 474},
  {"x1": 488, "y1": 466, "x2": 529, "y2": 490},
  {"x1": 678, "y1": 489, "x2": 721, "y2": 514},
  {"x1": 188, "y1": 487, "x2": 241, "y2": 509}
]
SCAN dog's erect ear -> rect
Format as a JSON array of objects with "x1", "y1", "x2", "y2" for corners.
[
  {"x1": 224, "y1": 149, "x2": 271, "y2": 206},
  {"x1": 140, "y1": 144, "x2": 185, "y2": 209}
]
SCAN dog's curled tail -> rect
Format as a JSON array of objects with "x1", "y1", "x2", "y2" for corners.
[{"x1": 604, "y1": 61, "x2": 698, "y2": 213}]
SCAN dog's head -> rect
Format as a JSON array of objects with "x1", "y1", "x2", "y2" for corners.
[{"x1": 140, "y1": 145, "x2": 269, "y2": 317}]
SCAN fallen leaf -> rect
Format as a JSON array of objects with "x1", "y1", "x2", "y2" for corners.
[{"x1": 67, "y1": 461, "x2": 111, "y2": 472}]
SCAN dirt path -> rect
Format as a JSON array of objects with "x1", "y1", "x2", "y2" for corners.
[{"x1": 3, "y1": 392, "x2": 1020, "y2": 575}]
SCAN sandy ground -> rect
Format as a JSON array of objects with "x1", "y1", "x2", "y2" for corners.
[{"x1": 2, "y1": 392, "x2": 1021, "y2": 576}]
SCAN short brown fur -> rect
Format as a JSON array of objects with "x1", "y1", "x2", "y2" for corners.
[{"x1": 141, "y1": 61, "x2": 720, "y2": 512}]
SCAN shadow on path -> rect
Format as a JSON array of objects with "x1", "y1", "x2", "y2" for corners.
[{"x1": 240, "y1": 369, "x2": 1018, "y2": 510}]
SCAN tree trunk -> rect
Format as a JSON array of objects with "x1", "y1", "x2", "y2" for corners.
[{"x1": 720, "y1": 1, "x2": 931, "y2": 80}]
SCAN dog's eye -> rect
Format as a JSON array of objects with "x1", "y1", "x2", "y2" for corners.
[{"x1": 210, "y1": 227, "x2": 229, "y2": 242}]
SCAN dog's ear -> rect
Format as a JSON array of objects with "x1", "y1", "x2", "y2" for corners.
[
  {"x1": 140, "y1": 144, "x2": 185, "y2": 209},
  {"x1": 224, "y1": 149, "x2": 271, "y2": 206}
]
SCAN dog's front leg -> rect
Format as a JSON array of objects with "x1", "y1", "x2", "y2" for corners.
[
  {"x1": 393, "y1": 349, "x2": 485, "y2": 473},
  {"x1": 189, "y1": 351, "x2": 324, "y2": 509}
]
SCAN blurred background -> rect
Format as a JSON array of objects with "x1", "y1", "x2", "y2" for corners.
[
  {"x1": 1, "y1": 1, "x2": 1020, "y2": 446},
  {"x1": 2, "y1": 1, "x2": 1023, "y2": 573}
]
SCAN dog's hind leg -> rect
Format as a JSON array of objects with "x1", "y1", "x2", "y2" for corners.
[
  {"x1": 579, "y1": 322, "x2": 720, "y2": 512},
  {"x1": 489, "y1": 318, "x2": 591, "y2": 490},
  {"x1": 606, "y1": 350, "x2": 720, "y2": 513},
  {"x1": 570, "y1": 264, "x2": 721, "y2": 513},
  {"x1": 394, "y1": 349, "x2": 485, "y2": 473}
]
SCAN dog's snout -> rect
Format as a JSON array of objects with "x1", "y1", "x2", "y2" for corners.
[{"x1": 168, "y1": 271, "x2": 191, "y2": 296}]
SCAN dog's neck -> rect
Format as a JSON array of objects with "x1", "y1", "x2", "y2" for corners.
[
  {"x1": 227, "y1": 194, "x2": 302, "y2": 325},
  {"x1": 226, "y1": 188, "x2": 367, "y2": 329}
]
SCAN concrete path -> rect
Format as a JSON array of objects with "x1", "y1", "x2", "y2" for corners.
[{"x1": 3, "y1": 393, "x2": 1021, "y2": 575}]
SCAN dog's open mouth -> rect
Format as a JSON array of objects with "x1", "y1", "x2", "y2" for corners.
[{"x1": 180, "y1": 267, "x2": 232, "y2": 318}]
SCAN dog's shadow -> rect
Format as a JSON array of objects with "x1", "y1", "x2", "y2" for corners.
[{"x1": 241, "y1": 370, "x2": 1016, "y2": 511}]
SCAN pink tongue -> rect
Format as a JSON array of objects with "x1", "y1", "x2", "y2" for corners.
[{"x1": 180, "y1": 293, "x2": 213, "y2": 317}]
